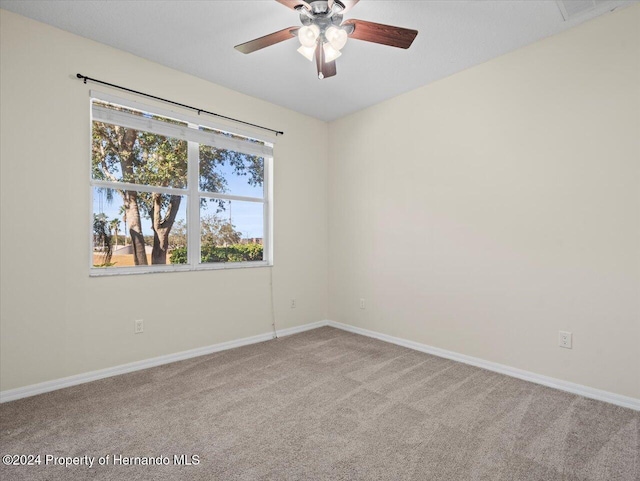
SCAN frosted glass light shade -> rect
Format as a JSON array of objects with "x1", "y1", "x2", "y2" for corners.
[
  {"x1": 297, "y1": 45, "x2": 315, "y2": 61},
  {"x1": 325, "y1": 26, "x2": 348, "y2": 50},
  {"x1": 323, "y1": 42, "x2": 342, "y2": 62},
  {"x1": 298, "y1": 25, "x2": 320, "y2": 48}
]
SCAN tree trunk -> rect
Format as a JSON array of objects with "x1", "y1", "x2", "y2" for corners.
[
  {"x1": 124, "y1": 191, "x2": 148, "y2": 265},
  {"x1": 116, "y1": 128, "x2": 148, "y2": 265},
  {"x1": 151, "y1": 194, "x2": 182, "y2": 264},
  {"x1": 152, "y1": 227, "x2": 170, "y2": 265}
]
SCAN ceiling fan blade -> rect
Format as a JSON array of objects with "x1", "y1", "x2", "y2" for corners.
[
  {"x1": 322, "y1": 60, "x2": 337, "y2": 79},
  {"x1": 315, "y1": 42, "x2": 337, "y2": 79},
  {"x1": 234, "y1": 27, "x2": 300, "y2": 54},
  {"x1": 275, "y1": 0, "x2": 311, "y2": 11},
  {"x1": 333, "y1": 0, "x2": 360, "y2": 13},
  {"x1": 343, "y1": 19, "x2": 418, "y2": 49}
]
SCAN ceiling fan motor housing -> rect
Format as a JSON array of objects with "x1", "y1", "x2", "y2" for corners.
[{"x1": 301, "y1": 3, "x2": 343, "y2": 23}]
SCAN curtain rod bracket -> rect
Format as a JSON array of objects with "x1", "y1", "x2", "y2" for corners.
[{"x1": 75, "y1": 73, "x2": 284, "y2": 137}]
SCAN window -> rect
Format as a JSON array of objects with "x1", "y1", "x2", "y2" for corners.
[{"x1": 90, "y1": 93, "x2": 273, "y2": 275}]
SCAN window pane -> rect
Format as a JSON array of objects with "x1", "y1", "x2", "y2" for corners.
[
  {"x1": 92, "y1": 119, "x2": 188, "y2": 189},
  {"x1": 200, "y1": 198, "x2": 264, "y2": 264},
  {"x1": 199, "y1": 145, "x2": 264, "y2": 198},
  {"x1": 92, "y1": 187, "x2": 187, "y2": 268},
  {"x1": 199, "y1": 126, "x2": 268, "y2": 146},
  {"x1": 93, "y1": 100, "x2": 190, "y2": 127}
]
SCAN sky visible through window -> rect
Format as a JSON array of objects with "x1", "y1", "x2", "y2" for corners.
[{"x1": 93, "y1": 166, "x2": 264, "y2": 242}]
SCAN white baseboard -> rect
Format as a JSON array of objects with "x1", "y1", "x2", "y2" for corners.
[
  {"x1": 325, "y1": 320, "x2": 640, "y2": 411},
  {"x1": 0, "y1": 321, "x2": 326, "y2": 403},
  {"x1": 3, "y1": 319, "x2": 638, "y2": 411}
]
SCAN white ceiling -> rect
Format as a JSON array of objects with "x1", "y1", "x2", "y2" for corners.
[{"x1": 1, "y1": 0, "x2": 636, "y2": 121}]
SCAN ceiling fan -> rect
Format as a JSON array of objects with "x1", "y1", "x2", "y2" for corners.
[{"x1": 234, "y1": 0, "x2": 418, "y2": 79}]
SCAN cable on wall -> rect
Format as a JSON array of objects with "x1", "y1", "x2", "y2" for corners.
[
  {"x1": 76, "y1": 73, "x2": 284, "y2": 137},
  {"x1": 269, "y1": 267, "x2": 278, "y2": 339}
]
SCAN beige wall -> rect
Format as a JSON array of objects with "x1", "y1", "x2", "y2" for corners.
[
  {"x1": 0, "y1": 10, "x2": 328, "y2": 391},
  {"x1": 328, "y1": 6, "x2": 640, "y2": 398}
]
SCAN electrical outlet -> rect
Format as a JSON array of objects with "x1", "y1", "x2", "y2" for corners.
[
  {"x1": 134, "y1": 319, "x2": 144, "y2": 334},
  {"x1": 558, "y1": 331, "x2": 572, "y2": 349},
  {"x1": 290, "y1": 299, "x2": 296, "y2": 309},
  {"x1": 359, "y1": 298, "x2": 365, "y2": 309}
]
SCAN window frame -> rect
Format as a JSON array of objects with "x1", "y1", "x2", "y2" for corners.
[{"x1": 89, "y1": 91, "x2": 274, "y2": 276}]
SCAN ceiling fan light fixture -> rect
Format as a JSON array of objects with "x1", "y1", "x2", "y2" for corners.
[
  {"x1": 323, "y1": 42, "x2": 342, "y2": 62},
  {"x1": 297, "y1": 45, "x2": 315, "y2": 61},
  {"x1": 298, "y1": 24, "x2": 320, "y2": 48},
  {"x1": 325, "y1": 25, "x2": 348, "y2": 51}
]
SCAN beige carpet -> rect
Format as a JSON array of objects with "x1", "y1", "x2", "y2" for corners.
[{"x1": 1, "y1": 326, "x2": 638, "y2": 480}]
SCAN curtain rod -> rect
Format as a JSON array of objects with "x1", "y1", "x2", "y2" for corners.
[{"x1": 76, "y1": 73, "x2": 284, "y2": 137}]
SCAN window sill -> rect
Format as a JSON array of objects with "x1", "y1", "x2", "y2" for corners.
[{"x1": 90, "y1": 261, "x2": 271, "y2": 277}]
